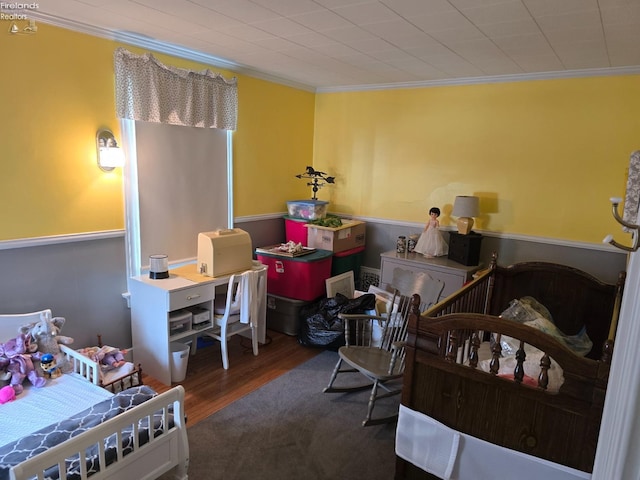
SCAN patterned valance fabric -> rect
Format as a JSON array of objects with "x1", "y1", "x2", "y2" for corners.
[
  {"x1": 114, "y1": 48, "x2": 237, "y2": 130},
  {"x1": 623, "y1": 150, "x2": 640, "y2": 231}
]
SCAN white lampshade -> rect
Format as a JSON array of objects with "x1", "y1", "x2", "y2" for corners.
[
  {"x1": 99, "y1": 146, "x2": 125, "y2": 168},
  {"x1": 97, "y1": 129, "x2": 125, "y2": 171},
  {"x1": 452, "y1": 196, "x2": 480, "y2": 234}
]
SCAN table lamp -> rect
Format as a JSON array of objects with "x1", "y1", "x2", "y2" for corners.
[{"x1": 452, "y1": 196, "x2": 479, "y2": 235}]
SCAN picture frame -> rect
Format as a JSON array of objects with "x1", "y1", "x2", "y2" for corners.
[{"x1": 325, "y1": 271, "x2": 355, "y2": 299}]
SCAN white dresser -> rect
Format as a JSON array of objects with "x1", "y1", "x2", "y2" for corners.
[{"x1": 380, "y1": 250, "x2": 480, "y2": 300}]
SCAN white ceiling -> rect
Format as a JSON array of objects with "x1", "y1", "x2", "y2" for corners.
[{"x1": 12, "y1": 0, "x2": 640, "y2": 91}]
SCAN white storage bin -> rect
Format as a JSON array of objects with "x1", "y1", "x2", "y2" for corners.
[{"x1": 169, "y1": 310, "x2": 192, "y2": 336}]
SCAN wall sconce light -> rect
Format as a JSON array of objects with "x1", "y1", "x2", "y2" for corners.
[
  {"x1": 452, "y1": 195, "x2": 480, "y2": 235},
  {"x1": 97, "y1": 129, "x2": 125, "y2": 171}
]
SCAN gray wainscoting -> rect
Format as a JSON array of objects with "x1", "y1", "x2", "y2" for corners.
[
  {"x1": 0, "y1": 217, "x2": 625, "y2": 354},
  {"x1": 361, "y1": 221, "x2": 627, "y2": 285},
  {"x1": 0, "y1": 236, "x2": 130, "y2": 349}
]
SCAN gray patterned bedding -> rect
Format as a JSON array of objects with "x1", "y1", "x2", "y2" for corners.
[{"x1": 0, "y1": 386, "x2": 169, "y2": 480}]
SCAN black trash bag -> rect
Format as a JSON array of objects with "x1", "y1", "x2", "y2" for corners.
[{"x1": 298, "y1": 293, "x2": 377, "y2": 350}]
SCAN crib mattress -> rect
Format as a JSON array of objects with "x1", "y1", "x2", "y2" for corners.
[{"x1": 0, "y1": 373, "x2": 112, "y2": 446}]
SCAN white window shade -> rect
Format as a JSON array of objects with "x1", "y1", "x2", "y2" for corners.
[{"x1": 132, "y1": 121, "x2": 230, "y2": 273}]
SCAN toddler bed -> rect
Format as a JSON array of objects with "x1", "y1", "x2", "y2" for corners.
[
  {"x1": 0, "y1": 309, "x2": 189, "y2": 480},
  {"x1": 395, "y1": 255, "x2": 625, "y2": 480}
]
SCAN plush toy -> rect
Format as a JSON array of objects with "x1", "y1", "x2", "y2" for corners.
[
  {"x1": 0, "y1": 385, "x2": 16, "y2": 403},
  {"x1": 21, "y1": 312, "x2": 74, "y2": 373},
  {"x1": 0, "y1": 333, "x2": 46, "y2": 395},
  {"x1": 40, "y1": 352, "x2": 61, "y2": 379}
]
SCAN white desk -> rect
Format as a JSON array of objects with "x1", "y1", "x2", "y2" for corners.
[{"x1": 130, "y1": 263, "x2": 266, "y2": 385}]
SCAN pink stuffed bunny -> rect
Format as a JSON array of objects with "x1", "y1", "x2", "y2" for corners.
[{"x1": 0, "y1": 333, "x2": 46, "y2": 395}]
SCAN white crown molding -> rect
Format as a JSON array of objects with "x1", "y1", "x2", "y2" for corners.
[
  {"x1": 0, "y1": 230, "x2": 125, "y2": 250},
  {"x1": 26, "y1": 11, "x2": 316, "y2": 93},
  {"x1": 25, "y1": 11, "x2": 640, "y2": 95},
  {"x1": 317, "y1": 65, "x2": 640, "y2": 93}
]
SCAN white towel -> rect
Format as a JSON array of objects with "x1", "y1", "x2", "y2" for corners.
[
  {"x1": 396, "y1": 404, "x2": 460, "y2": 480},
  {"x1": 239, "y1": 269, "x2": 259, "y2": 326}
]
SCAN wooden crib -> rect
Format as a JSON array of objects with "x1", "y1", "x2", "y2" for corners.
[{"x1": 395, "y1": 254, "x2": 626, "y2": 479}]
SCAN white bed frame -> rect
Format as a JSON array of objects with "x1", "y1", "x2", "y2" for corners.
[{"x1": 1, "y1": 309, "x2": 189, "y2": 480}]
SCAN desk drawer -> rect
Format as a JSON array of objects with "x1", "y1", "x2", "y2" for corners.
[{"x1": 169, "y1": 285, "x2": 213, "y2": 310}]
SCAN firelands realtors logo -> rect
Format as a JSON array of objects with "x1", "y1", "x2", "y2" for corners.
[{"x1": 1, "y1": 2, "x2": 39, "y2": 35}]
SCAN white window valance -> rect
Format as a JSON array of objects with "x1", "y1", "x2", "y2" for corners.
[{"x1": 114, "y1": 47, "x2": 237, "y2": 130}]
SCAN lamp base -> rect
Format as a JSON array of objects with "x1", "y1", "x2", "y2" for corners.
[{"x1": 456, "y1": 217, "x2": 474, "y2": 235}]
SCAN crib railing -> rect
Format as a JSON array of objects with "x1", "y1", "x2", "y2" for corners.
[
  {"x1": 422, "y1": 264, "x2": 495, "y2": 319},
  {"x1": 414, "y1": 263, "x2": 495, "y2": 362}
]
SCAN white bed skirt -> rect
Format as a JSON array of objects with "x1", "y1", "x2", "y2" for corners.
[{"x1": 396, "y1": 404, "x2": 591, "y2": 480}]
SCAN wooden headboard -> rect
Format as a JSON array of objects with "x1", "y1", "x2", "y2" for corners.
[{"x1": 488, "y1": 261, "x2": 626, "y2": 360}]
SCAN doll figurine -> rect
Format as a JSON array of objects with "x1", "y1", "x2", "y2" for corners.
[
  {"x1": 80, "y1": 345, "x2": 127, "y2": 369},
  {"x1": 102, "y1": 349, "x2": 126, "y2": 368},
  {"x1": 414, "y1": 207, "x2": 449, "y2": 258}
]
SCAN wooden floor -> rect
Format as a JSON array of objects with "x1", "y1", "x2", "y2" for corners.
[{"x1": 143, "y1": 330, "x2": 321, "y2": 426}]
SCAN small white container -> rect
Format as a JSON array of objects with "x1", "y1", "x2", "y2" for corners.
[
  {"x1": 188, "y1": 306, "x2": 211, "y2": 329},
  {"x1": 149, "y1": 254, "x2": 169, "y2": 279},
  {"x1": 169, "y1": 310, "x2": 192, "y2": 336}
]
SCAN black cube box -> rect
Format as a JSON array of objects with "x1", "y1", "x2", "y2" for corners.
[{"x1": 448, "y1": 232, "x2": 483, "y2": 266}]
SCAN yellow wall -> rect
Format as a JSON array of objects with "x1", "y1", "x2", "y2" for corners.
[
  {"x1": 314, "y1": 77, "x2": 640, "y2": 243},
  {"x1": 2, "y1": 22, "x2": 637, "y2": 246},
  {"x1": 0, "y1": 23, "x2": 315, "y2": 241}
]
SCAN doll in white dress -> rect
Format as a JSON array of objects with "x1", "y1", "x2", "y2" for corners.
[{"x1": 414, "y1": 207, "x2": 448, "y2": 257}]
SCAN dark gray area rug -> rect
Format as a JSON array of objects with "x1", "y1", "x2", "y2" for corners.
[{"x1": 184, "y1": 350, "x2": 398, "y2": 480}]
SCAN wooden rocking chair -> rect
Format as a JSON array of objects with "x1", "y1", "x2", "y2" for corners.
[{"x1": 323, "y1": 273, "x2": 444, "y2": 426}]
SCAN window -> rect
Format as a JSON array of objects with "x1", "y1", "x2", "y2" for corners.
[{"x1": 122, "y1": 119, "x2": 232, "y2": 279}]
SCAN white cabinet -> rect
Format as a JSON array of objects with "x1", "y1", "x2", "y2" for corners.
[
  {"x1": 130, "y1": 271, "x2": 220, "y2": 386},
  {"x1": 380, "y1": 250, "x2": 480, "y2": 300}
]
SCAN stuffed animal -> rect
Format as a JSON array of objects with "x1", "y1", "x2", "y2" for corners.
[
  {"x1": 0, "y1": 333, "x2": 46, "y2": 395},
  {"x1": 40, "y1": 352, "x2": 61, "y2": 379},
  {"x1": 21, "y1": 312, "x2": 74, "y2": 373},
  {"x1": 0, "y1": 385, "x2": 16, "y2": 403}
]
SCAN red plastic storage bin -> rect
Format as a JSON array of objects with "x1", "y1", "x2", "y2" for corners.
[
  {"x1": 256, "y1": 249, "x2": 333, "y2": 301},
  {"x1": 284, "y1": 216, "x2": 309, "y2": 246}
]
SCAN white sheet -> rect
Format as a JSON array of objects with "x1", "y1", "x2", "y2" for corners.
[
  {"x1": 100, "y1": 361, "x2": 135, "y2": 385},
  {"x1": 0, "y1": 373, "x2": 113, "y2": 447},
  {"x1": 397, "y1": 405, "x2": 591, "y2": 480},
  {"x1": 396, "y1": 405, "x2": 459, "y2": 479}
]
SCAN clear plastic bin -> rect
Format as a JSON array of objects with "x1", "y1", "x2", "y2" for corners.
[{"x1": 286, "y1": 200, "x2": 328, "y2": 220}]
